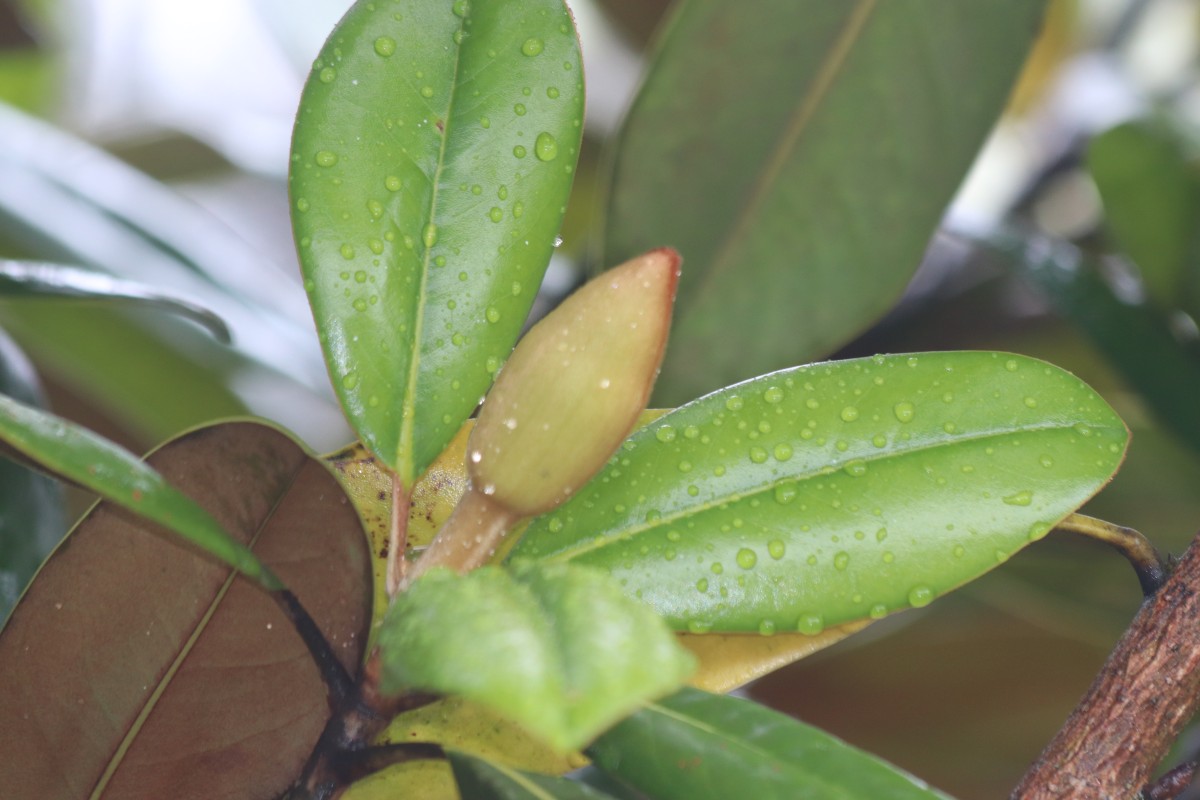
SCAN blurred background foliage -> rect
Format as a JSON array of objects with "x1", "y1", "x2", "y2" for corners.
[{"x1": 1, "y1": 0, "x2": 1200, "y2": 797}]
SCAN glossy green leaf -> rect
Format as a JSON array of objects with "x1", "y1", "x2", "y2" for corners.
[
  {"x1": 291, "y1": 0, "x2": 584, "y2": 484},
  {"x1": 587, "y1": 687, "x2": 952, "y2": 799},
  {"x1": 979, "y1": 227, "x2": 1200, "y2": 455},
  {"x1": 378, "y1": 562, "x2": 695, "y2": 752},
  {"x1": 0, "y1": 328, "x2": 62, "y2": 622},
  {"x1": 0, "y1": 259, "x2": 231, "y2": 343},
  {"x1": 604, "y1": 0, "x2": 1047, "y2": 403},
  {"x1": 1088, "y1": 119, "x2": 1200, "y2": 316},
  {"x1": 0, "y1": 421, "x2": 372, "y2": 798},
  {"x1": 449, "y1": 750, "x2": 617, "y2": 800},
  {"x1": 512, "y1": 352, "x2": 1127, "y2": 634},
  {"x1": 0, "y1": 393, "x2": 282, "y2": 590}
]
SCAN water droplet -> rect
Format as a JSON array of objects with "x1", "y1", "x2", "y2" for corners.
[
  {"x1": 765, "y1": 540, "x2": 786, "y2": 561},
  {"x1": 353, "y1": 270, "x2": 367, "y2": 283},
  {"x1": 547, "y1": 86, "x2": 560, "y2": 98},
  {"x1": 843, "y1": 459, "x2": 868, "y2": 477},
  {"x1": 1024, "y1": 396, "x2": 1038, "y2": 409},
  {"x1": 1005, "y1": 359, "x2": 1019, "y2": 372},
  {"x1": 1003, "y1": 490, "x2": 1033, "y2": 506},
  {"x1": 422, "y1": 223, "x2": 438, "y2": 248},
  {"x1": 385, "y1": 175, "x2": 402, "y2": 191},
  {"x1": 797, "y1": 613, "x2": 824, "y2": 635},
  {"x1": 318, "y1": 66, "x2": 336, "y2": 83},
  {"x1": 452, "y1": 0, "x2": 469, "y2": 17},
  {"x1": 513, "y1": 145, "x2": 527, "y2": 158},
  {"x1": 352, "y1": 298, "x2": 367, "y2": 312},
  {"x1": 749, "y1": 446, "x2": 768, "y2": 464},
  {"x1": 736, "y1": 548, "x2": 757, "y2": 569},
  {"x1": 840, "y1": 406, "x2": 859, "y2": 422},
  {"x1": 882, "y1": 551, "x2": 895, "y2": 563},
  {"x1": 875, "y1": 528, "x2": 888, "y2": 542},
  {"x1": 869, "y1": 604, "x2": 888, "y2": 619},
  {"x1": 833, "y1": 551, "x2": 850, "y2": 571},
  {"x1": 513, "y1": 201, "x2": 524, "y2": 218},
  {"x1": 725, "y1": 395, "x2": 744, "y2": 411},
  {"x1": 521, "y1": 37, "x2": 544, "y2": 56},
  {"x1": 452, "y1": 29, "x2": 464, "y2": 44},
  {"x1": 763, "y1": 386, "x2": 784, "y2": 404},
  {"x1": 420, "y1": 86, "x2": 434, "y2": 98},
  {"x1": 893, "y1": 402, "x2": 915, "y2": 422},
  {"x1": 295, "y1": 197, "x2": 310, "y2": 212},
  {"x1": 908, "y1": 586, "x2": 934, "y2": 607},
  {"x1": 315, "y1": 150, "x2": 338, "y2": 167},
  {"x1": 534, "y1": 131, "x2": 558, "y2": 161},
  {"x1": 695, "y1": 578, "x2": 709, "y2": 593},
  {"x1": 342, "y1": 372, "x2": 358, "y2": 390},
  {"x1": 773, "y1": 443, "x2": 793, "y2": 462},
  {"x1": 374, "y1": 36, "x2": 396, "y2": 57},
  {"x1": 943, "y1": 422, "x2": 957, "y2": 434},
  {"x1": 513, "y1": 103, "x2": 526, "y2": 116},
  {"x1": 1039, "y1": 455, "x2": 1054, "y2": 468},
  {"x1": 547, "y1": 517, "x2": 563, "y2": 533},
  {"x1": 872, "y1": 434, "x2": 887, "y2": 448},
  {"x1": 655, "y1": 425, "x2": 676, "y2": 443},
  {"x1": 340, "y1": 243, "x2": 356, "y2": 260},
  {"x1": 687, "y1": 619, "x2": 711, "y2": 634},
  {"x1": 758, "y1": 619, "x2": 776, "y2": 636},
  {"x1": 482, "y1": 306, "x2": 500, "y2": 325},
  {"x1": 488, "y1": 207, "x2": 503, "y2": 223}
]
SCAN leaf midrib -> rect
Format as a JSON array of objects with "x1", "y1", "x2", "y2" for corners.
[
  {"x1": 88, "y1": 461, "x2": 309, "y2": 799},
  {"x1": 396, "y1": 12, "x2": 470, "y2": 486},
  {"x1": 537, "y1": 418, "x2": 1121, "y2": 564}
]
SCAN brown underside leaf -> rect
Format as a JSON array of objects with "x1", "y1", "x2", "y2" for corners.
[{"x1": 0, "y1": 421, "x2": 372, "y2": 800}]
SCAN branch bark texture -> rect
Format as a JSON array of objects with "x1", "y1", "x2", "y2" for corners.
[{"x1": 1012, "y1": 532, "x2": 1200, "y2": 798}]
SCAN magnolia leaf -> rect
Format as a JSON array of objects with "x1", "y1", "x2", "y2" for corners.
[
  {"x1": 588, "y1": 687, "x2": 952, "y2": 799},
  {"x1": 604, "y1": 0, "x2": 1048, "y2": 403},
  {"x1": 512, "y1": 352, "x2": 1127, "y2": 634},
  {"x1": 0, "y1": 421, "x2": 372, "y2": 798},
  {"x1": 448, "y1": 750, "x2": 618, "y2": 799},
  {"x1": 378, "y1": 563, "x2": 695, "y2": 752},
  {"x1": 292, "y1": 0, "x2": 584, "y2": 485}
]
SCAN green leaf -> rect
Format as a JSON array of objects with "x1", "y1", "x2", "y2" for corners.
[
  {"x1": 0, "y1": 328, "x2": 63, "y2": 622},
  {"x1": 587, "y1": 687, "x2": 952, "y2": 799},
  {"x1": 448, "y1": 750, "x2": 618, "y2": 800},
  {"x1": 378, "y1": 562, "x2": 695, "y2": 752},
  {"x1": 603, "y1": 0, "x2": 1047, "y2": 403},
  {"x1": 1088, "y1": 119, "x2": 1200, "y2": 315},
  {"x1": 0, "y1": 259, "x2": 231, "y2": 343},
  {"x1": 511, "y1": 352, "x2": 1127, "y2": 634},
  {"x1": 291, "y1": 0, "x2": 584, "y2": 484},
  {"x1": 976, "y1": 225, "x2": 1200, "y2": 456},
  {"x1": 0, "y1": 393, "x2": 282, "y2": 590},
  {"x1": 0, "y1": 421, "x2": 372, "y2": 798}
]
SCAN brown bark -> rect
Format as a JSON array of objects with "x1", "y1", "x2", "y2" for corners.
[{"x1": 1012, "y1": 533, "x2": 1200, "y2": 798}]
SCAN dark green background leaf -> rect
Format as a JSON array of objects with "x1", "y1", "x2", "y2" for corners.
[
  {"x1": 587, "y1": 687, "x2": 952, "y2": 799},
  {"x1": 449, "y1": 750, "x2": 618, "y2": 800},
  {"x1": 512, "y1": 352, "x2": 1126, "y2": 634},
  {"x1": 604, "y1": 0, "x2": 1047, "y2": 403},
  {"x1": 0, "y1": 421, "x2": 371, "y2": 799},
  {"x1": 292, "y1": 0, "x2": 584, "y2": 484}
]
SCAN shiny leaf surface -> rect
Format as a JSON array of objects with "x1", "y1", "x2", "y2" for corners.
[
  {"x1": 512, "y1": 352, "x2": 1127, "y2": 634},
  {"x1": 587, "y1": 687, "x2": 952, "y2": 799},
  {"x1": 0, "y1": 394, "x2": 281, "y2": 589},
  {"x1": 378, "y1": 562, "x2": 695, "y2": 752},
  {"x1": 604, "y1": 0, "x2": 1047, "y2": 403},
  {"x1": 0, "y1": 421, "x2": 372, "y2": 799},
  {"x1": 292, "y1": 0, "x2": 584, "y2": 484},
  {"x1": 0, "y1": 259, "x2": 231, "y2": 343}
]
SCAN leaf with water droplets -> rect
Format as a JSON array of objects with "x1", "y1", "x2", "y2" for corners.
[
  {"x1": 603, "y1": 0, "x2": 1047, "y2": 403},
  {"x1": 292, "y1": 0, "x2": 584, "y2": 486},
  {"x1": 511, "y1": 352, "x2": 1127, "y2": 634},
  {"x1": 587, "y1": 687, "x2": 953, "y2": 799},
  {"x1": 377, "y1": 562, "x2": 695, "y2": 753}
]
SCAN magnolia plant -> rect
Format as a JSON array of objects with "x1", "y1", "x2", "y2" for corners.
[{"x1": 0, "y1": 1, "x2": 1193, "y2": 799}]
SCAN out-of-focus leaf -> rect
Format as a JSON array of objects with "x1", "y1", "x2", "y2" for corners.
[
  {"x1": 604, "y1": 0, "x2": 1047, "y2": 404},
  {"x1": 378, "y1": 563, "x2": 695, "y2": 753},
  {"x1": 0, "y1": 421, "x2": 372, "y2": 798},
  {"x1": 0, "y1": 328, "x2": 62, "y2": 621},
  {"x1": 977, "y1": 226, "x2": 1200, "y2": 455},
  {"x1": 595, "y1": 0, "x2": 673, "y2": 49},
  {"x1": 0, "y1": 394, "x2": 282, "y2": 588},
  {"x1": 291, "y1": 0, "x2": 584, "y2": 485},
  {"x1": 345, "y1": 696, "x2": 584, "y2": 800},
  {"x1": 449, "y1": 750, "x2": 618, "y2": 800},
  {"x1": 587, "y1": 687, "x2": 953, "y2": 799},
  {"x1": 512, "y1": 352, "x2": 1127, "y2": 634},
  {"x1": 1088, "y1": 119, "x2": 1200, "y2": 315},
  {"x1": 0, "y1": 259, "x2": 231, "y2": 343}
]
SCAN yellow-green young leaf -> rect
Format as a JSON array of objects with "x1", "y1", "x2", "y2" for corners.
[
  {"x1": 512, "y1": 352, "x2": 1127, "y2": 634},
  {"x1": 470, "y1": 248, "x2": 680, "y2": 516},
  {"x1": 377, "y1": 563, "x2": 695, "y2": 753},
  {"x1": 0, "y1": 394, "x2": 282, "y2": 591},
  {"x1": 291, "y1": 0, "x2": 584, "y2": 486},
  {"x1": 588, "y1": 688, "x2": 953, "y2": 799}
]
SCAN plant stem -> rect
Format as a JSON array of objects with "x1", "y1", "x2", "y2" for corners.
[
  {"x1": 386, "y1": 473, "x2": 411, "y2": 597},
  {"x1": 1054, "y1": 513, "x2": 1170, "y2": 596},
  {"x1": 1012, "y1": 532, "x2": 1200, "y2": 798},
  {"x1": 402, "y1": 485, "x2": 518, "y2": 588},
  {"x1": 271, "y1": 588, "x2": 354, "y2": 707}
]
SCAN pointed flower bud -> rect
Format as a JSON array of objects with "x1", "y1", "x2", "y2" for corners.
[{"x1": 469, "y1": 247, "x2": 680, "y2": 516}]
